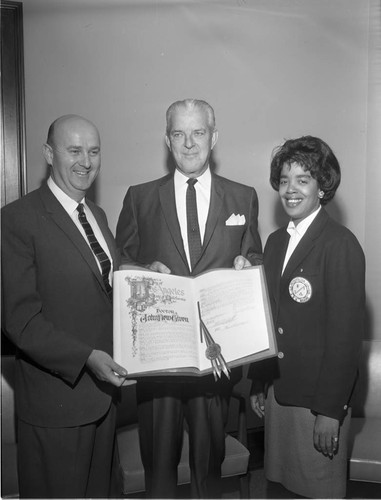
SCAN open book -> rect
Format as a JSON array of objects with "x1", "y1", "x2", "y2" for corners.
[{"x1": 113, "y1": 265, "x2": 277, "y2": 378}]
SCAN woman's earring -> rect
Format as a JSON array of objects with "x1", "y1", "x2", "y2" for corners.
[{"x1": 318, "y1": 191, "x2": 324, "y2": 199}]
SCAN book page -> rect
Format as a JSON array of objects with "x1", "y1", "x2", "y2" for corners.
[
  {"x1": 195, "y1": 267, "x2": 271, "y2": 371},
  {"x1": 113, "y1": 269, "x2": 200, "y2": 374}
]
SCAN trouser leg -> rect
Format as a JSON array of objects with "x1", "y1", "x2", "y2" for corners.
[
  {"x1": 17, "y1": 405, "x2": 115, "y2": 499},
  {"x1": 137, "y1": 381, "x2": 184, "y2": 498}
]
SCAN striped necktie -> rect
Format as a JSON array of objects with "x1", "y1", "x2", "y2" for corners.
[
  {"x1": 77, "y1": 203, "x2": 112, "y2": 299},
  {"x1": 186, "y1": 178, "x2": 202, "y2": 270}
]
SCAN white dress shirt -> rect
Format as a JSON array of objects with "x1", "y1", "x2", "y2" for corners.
[
  {"x1": 47, "y1": 177, "x2": 113, "y2": 283},
  {"x1": 281, "y1": 206, "x2": 321, "y2": 275},
  {"x1": 174, "y1": 167, "x2": 211, "y2": 270}
]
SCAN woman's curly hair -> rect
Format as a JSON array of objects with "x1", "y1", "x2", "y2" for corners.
[{"x1": 269, "y1": 136, "x2": 341, "y2": 205}]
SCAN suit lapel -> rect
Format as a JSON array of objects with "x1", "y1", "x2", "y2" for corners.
[
  {"x1": 158, "y1": 175, "x2": 189, "y2": 268},
  {"x1": 280, "y1": 208, "x2": 329, "y2": 289},
  {"x1": 38, "y1": 185, "x2": 105, "y2": 291},
  {"x1": 281, "y1": 234, "x2": 315, "y2": 290},
  {"x1": 265, "y1": 230, "x2": 289, "y2": 311},
  {"x1": 202, "y1": 174, "x2": 224, "y2": 254}
]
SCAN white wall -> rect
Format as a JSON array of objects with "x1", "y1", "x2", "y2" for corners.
[
  {"x1": 21, "y1": 0, "x2": 380, "y2": 341},
  {"x1": 364, "y1": 1, "x2": 381, "y2": 345}
]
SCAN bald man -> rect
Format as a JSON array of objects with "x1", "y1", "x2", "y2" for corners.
[{"x1": 1, "y1": 115, "x2": 127, "y2": 498}]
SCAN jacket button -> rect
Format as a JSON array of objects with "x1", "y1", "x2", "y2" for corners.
[
  {"x1": 278, "y1": 352, "x2": 284, "y2": 359},
  {"x1": 278, "y1": 327, "x2": 284, "y2": 334}
]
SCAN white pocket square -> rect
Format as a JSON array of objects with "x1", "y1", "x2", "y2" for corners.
[{"x1": 225, "y1": 213, "x2": 246, "y2": 226}]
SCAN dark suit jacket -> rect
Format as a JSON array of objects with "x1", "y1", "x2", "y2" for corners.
[
  {"x1": 116, "y1": 172, "x2": 262, "y2": 275},
  {"x1": 115, "y1": 171, "x2": 262, "y2": 497},
  {"x1": 1, "y1": 184, "x2": 118, "y2": 428},
  {"x1": 250, "y1": 208, "x2": 365, "y2": 422}
]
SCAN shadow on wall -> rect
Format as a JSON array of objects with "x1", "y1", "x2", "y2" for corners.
[{"x1": 325, "y1": 199, "x2": 346, "y2": 226}]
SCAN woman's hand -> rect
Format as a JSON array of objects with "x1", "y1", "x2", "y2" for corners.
[
  {"x1": 313, "y1": 414, "x2": 340, "y2": 458},
  {"x1": 250, "y1": 391, "x2": 266, "y2": 419}
]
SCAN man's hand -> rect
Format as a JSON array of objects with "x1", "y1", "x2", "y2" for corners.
[
  {"x1": 86, "y1": 349, "x2": 129, "y2": 387},
  {"x1": 233, "y1": 255, "x2": 251, "y2": 270},
  {"x1": 119, "y1": 261, "x2": 171, "y2": 273},
  {"x1": 313, "y1": 414, "x2": 340, "y2": 458},
  {"x1": 148, "y1": 261, "x2": 171, "y2": 274}
]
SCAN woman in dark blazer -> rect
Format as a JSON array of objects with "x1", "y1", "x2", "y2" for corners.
[{"x1": 249, "y1": 136, "x2": 366, "y2": 498}]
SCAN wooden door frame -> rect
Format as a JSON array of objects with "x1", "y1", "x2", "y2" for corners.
[{"x1": 1, "y1": 0, "x2": 27, "y2": 208}]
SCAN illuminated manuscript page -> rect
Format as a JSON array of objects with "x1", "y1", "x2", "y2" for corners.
[{"x1": 113, "y1": 269, "x2": 200, "y2": 374}]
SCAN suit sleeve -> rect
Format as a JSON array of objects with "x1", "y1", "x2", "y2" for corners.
[
  {"x1": 311, "y1": 234, "x2": 365, "y2": 421},
  {"x1": 246, "y1": 232, "x2": 278, "y2": 386},
  {"x1": 116, "y1": 187, "x2": 145, "y2": 267},
  {"x1": 241, "y1": 188, "x2": 263, "y2": 265},
  {"x1": 1, "y1": 207, "x2": 93, "y2": 385}
]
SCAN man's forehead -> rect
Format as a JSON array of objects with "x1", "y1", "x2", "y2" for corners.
[
  {"x1": 55, "y1": 122, "x2": 100, "y2": 143},
  {"x1": 169, "y1": 109, "x2": 208, "y2": 130}
]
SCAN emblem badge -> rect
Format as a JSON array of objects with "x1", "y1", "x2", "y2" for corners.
[{"x1": 289, "y1": 277, "x2": 312, "y2": 303}]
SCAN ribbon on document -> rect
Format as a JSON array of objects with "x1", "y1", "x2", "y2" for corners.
[{"x1": 197, "y1": 301, "x2": 230, "y2": 381}]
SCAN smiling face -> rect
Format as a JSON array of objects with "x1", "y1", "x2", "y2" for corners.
[
  {"x1": 279, "y1": 162, "x2": 321, "y2": 225},
  {"x1": 43, "y1": 116, "x2": 101, "y2": 202},
  {"x1": 165, "y1": 105, "x2": 218, "y2": 178}
]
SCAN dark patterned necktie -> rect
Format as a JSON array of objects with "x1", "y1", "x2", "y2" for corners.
[
  {"x1": 186, "y1": 178, "x2": 202, "y2": 270},
  {"x1": 77, "y1": 203, "x2": 112, "y2": 299}
]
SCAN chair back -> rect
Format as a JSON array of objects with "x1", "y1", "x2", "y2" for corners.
[
  {"x1": 1, "y1": 356, "x2": 17, "y2": 444},
  {"x1": 350, "y1": 340, "x2": 381, "y2": 418},
  {"x1": 1, "y1": 355, "x2": 19, "y2": 498}
]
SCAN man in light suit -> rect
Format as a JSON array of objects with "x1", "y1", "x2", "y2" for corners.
[
  {"x1": 116, "y1": 99, "x2": 262, "y2": 498},
  {"x1": 1, "y1": 115, "x2": 127, "y2": 498}
]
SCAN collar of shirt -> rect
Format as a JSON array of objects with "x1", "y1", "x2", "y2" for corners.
[
  {"x1": 287, "y1": 205, "x2": 322, "y2": 239},
  {"x1": 174, "y1": 167, "x2": 212, "y2": 238},
  {"x1": 174, "y1": 166, "x2": 212, "y2": 192},
  {"x1": 47, "y1": 176, "x2": 85, "y2": 216},
  {"x1": 282, "y1": 206, "x2": 321, "y2": 275},
  {"x1": 47, "y1": 177, "x2": 113, "y2": 280}
]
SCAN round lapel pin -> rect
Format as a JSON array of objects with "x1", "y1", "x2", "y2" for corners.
[{"x1": 289, "y1": 277, "x2": 312, "y2": 303}]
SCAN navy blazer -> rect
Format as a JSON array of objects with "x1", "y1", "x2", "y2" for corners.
[
  {"x1": 116, "y1": 172, "x2": 262, "y2": 275},
  {"x1": 1, "y1": 184, "x2": 118, "y2": 427},
  {"x1": 253, "y1": 208, "x2": 365, "y2": 422}
]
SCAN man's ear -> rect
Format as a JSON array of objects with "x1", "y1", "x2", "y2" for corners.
[
  {"x1": 211, "y1": 129, "x2": 219, "y2": 150},
  {"x1": 165, "y1": 135, "x2": 171, "y2": 151},
  {"x1": 42, "y1": 143, "x2": 53, "y2": 165}
]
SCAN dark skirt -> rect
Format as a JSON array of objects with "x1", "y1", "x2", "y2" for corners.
[{"x1": 264, "y1": 385, "x2": 350, "y2": 499}]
